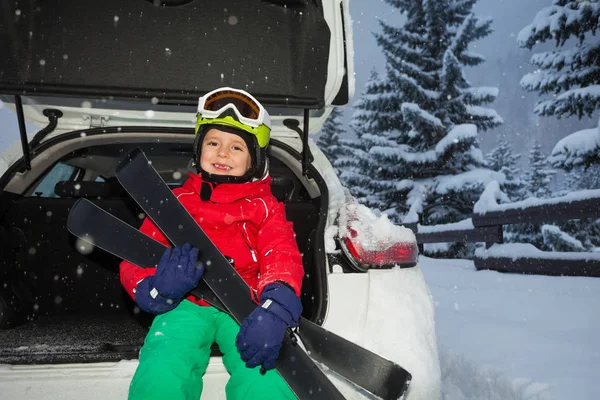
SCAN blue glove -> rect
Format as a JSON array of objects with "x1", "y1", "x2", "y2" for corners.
[
  {"x1": 236, "y1": 283, "x2": 303, "y2": 370},
  {"x1": 134, "y1": 243, "x2": 204, "y2": 314}
]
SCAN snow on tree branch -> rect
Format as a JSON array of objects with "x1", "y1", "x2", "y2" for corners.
[
  {"x1": 464, "y1": 105, "x2": 504, "y2": 124},
  {"x1": 435, "y1": 169, "x2": 506, "y2": 197},
  {"x1": 434, "y1": 124, "x2": 478, "y2": 153},
  {"x1": 517, "y1": 1, "x2": 600, "y2": 49},
  {"x1": 461, "y1": 87, "x2": 499, "y2": 104},
  {"x1": 549, "y1": 125, "x2": 600, "y2": 169}
]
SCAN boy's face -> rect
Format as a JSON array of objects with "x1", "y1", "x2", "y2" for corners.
[{"x1": 200, "y1": 128, "x2": 252, "y2": 177}]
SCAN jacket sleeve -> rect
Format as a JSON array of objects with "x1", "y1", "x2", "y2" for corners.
[
  {"x1": 255, "y1": 198, "x2": 304, "y2": 297},
  {"x1": 119, "y1": 217, "x2": 170, "y2": 299}
]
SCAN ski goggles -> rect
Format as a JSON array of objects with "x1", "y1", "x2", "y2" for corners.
[{"x1": 196, "y1": 87, "x2": 271, "y2": 129}]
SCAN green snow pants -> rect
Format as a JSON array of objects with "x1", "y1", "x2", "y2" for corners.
[{"x1": 128, "y1": 300, "x2": 297, "y2": 400}]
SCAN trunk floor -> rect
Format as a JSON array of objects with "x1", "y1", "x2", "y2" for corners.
[{"x1": 0, "y1": 314, "x2": 149, "y2": 364}]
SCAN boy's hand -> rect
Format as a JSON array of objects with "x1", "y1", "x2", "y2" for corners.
[
  {"x1": 152, "y1": 243, "x2": 204, "y2": 300},
  {"x1": 235, "y1": 283, "x2": 302, "y2": 370},
  {"x1": 134, "y1": 243, "x2": 204, "y2": 314}
]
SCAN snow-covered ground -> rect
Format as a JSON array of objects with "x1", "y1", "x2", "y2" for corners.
[{"x1": 420, "y1": 256, "x2": 600, "y2": 400}]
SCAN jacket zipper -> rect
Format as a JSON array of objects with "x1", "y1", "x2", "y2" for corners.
[{"x1": 242, "y1": 223, "x2": 257, "y2": 262}]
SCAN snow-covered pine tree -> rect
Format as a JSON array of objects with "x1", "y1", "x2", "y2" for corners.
[
  {"x1": 524, "y1": 143, "x2": 554, "y2": 199},
  {"x1": 506, "y1": 143, "x2": 555, "y2": 250},
  {"x1": 564, "y1": 164, "x2": 600, "y2": 192},
  {"x1": 552, "y1": 164, "x2": 600, "y2": 251},
  {"x1": 485, "y1": 138, "x2": 526, "y2": 201},
  {"x1": 336, "y1": 70, "x2": 387, "y2": 207},
  {"x1": 358, "y1": 0, "x2": 503, "y2": 257},
  {"x1": 518, "y1": 0, "x2": 600, "y2": 170},
  {"x1": 315, "y1": 107, "x2": 345, "y2": 173}
]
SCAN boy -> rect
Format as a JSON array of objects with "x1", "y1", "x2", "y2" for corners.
[{"x1": 119, "y1": 87, "x2": 304, "y2": 400}]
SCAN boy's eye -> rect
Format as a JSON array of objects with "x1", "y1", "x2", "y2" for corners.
[
  {"x1": 206, "y1": 140, "x2": 218, "y2": 147},
  {"x1": 232, "y1": 145, "x2": 243, "y2": 151}
]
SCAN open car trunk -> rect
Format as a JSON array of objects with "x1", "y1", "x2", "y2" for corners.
[
  {"x1": 0, "y1": 0, "x2": 348, "y2": 368},
  {"x1": 0, "y1": 133, "x2": 328, "y2": 365}
]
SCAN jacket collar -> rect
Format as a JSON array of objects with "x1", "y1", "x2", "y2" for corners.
[{"x1": 182, "y1": 172, "x2": 272, "y2": 203}]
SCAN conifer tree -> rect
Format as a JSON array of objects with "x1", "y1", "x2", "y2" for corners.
[
  {"x1": 335, "y1": 1, "x2": 504, "y2": 259},
  {"x1": 518, "y1": 0, "x2": 600, "y2": 169},
  {"x1": 518, "y1": 1, "x2": 600, "y2": 252},
  {"x1": 524, "y1": 143, "x2": 554, "y2": 199},
  {"x1": 336, "y1": 70, "x2": 385, "y2": 206},
  {"x1": 507, "y1": 144, "x2": 555, "y2": 249},
  {"x1": 542, "y1": 225, "x2": 586, "y2": 252},
  {"x1": 553, "y1": 164, "x2": 600, "y2": 251},
  {"x1": 486, "y1": 138, "x2": 526, "y2": 201},
  {"x1": 315, "y1": 107, "x2": 345, "y2": 172},
  {"x1": 369, "y1": 0, "x2": 503, "y2": 229}
]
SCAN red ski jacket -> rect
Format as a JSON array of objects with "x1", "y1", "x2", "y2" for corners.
[{"x1": 119, "y1": 172, "x2": 304, "y2": 306}]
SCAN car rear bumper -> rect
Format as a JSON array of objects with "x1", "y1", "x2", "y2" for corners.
[{"x1": 0, "y1": 357, "x2": 229, "y2": 400}]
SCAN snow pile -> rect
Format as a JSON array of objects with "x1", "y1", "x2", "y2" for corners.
[
  {"x1": 338, "y1": 198, "x2": 417, "y2": 251},
  {"x1": 440, "y1": 349, "x2": 550, "y2": 400},
  {"x1": 420, "y1": 256, "x2": 600, "y2": 400},
  {"x1": 475, "y1": 243, "x2": 600, "y2": 261},
  {"x1": 473, "y1": 181, "x2": 510, "y2": 214}
]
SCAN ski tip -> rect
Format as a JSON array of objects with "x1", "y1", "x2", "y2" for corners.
[{"x1": 115, "y1": 147, "x2": 146, "y2": 176}]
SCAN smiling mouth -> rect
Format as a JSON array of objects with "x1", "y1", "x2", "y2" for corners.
[{"x1": 212, "y1": 163, "x2": 232, "y2": 171}]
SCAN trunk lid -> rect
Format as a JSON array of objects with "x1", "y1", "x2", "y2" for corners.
[{"x1": 0, "y1": 0, "x2": 352, "y2": 109}]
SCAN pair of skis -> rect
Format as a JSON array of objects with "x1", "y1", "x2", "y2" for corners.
[{"x1": 66, "y1": 148, "x2": 411, "y2": 400}]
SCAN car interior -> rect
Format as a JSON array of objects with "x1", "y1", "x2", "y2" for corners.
[{"x1": 0, "y1": 138, "x2": 326, "y2": 364}]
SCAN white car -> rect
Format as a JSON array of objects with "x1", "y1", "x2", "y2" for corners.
[{"x1": 0, "y1": 0, "x2": 440, "y2": 399}]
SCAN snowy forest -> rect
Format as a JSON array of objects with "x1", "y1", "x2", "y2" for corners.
[{"x1": 316, "y1": 0, "x2": 600, "y2": 258}]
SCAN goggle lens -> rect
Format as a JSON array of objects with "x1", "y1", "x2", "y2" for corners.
[{"x1": 203, "y1": 90, "x2": 260, "y2": 120}]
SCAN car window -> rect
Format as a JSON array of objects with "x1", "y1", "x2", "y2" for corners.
[
  {"x1": 23, "y1": 143, "x2": 308, "y2": 201},
  {"x1": 29, "y1": 162, "x2": 77, "y2": 198},
  {"x1": 25, "y1": 144, "x2": 193, "y2": 199}
]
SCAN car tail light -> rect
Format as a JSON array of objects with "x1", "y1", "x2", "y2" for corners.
[
  {"x1": 338, "y1": 201, "x2": 419, "y2": 272},
  {"x1": 340, "y1": 227, "x2": 418, "y2": 271}
]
